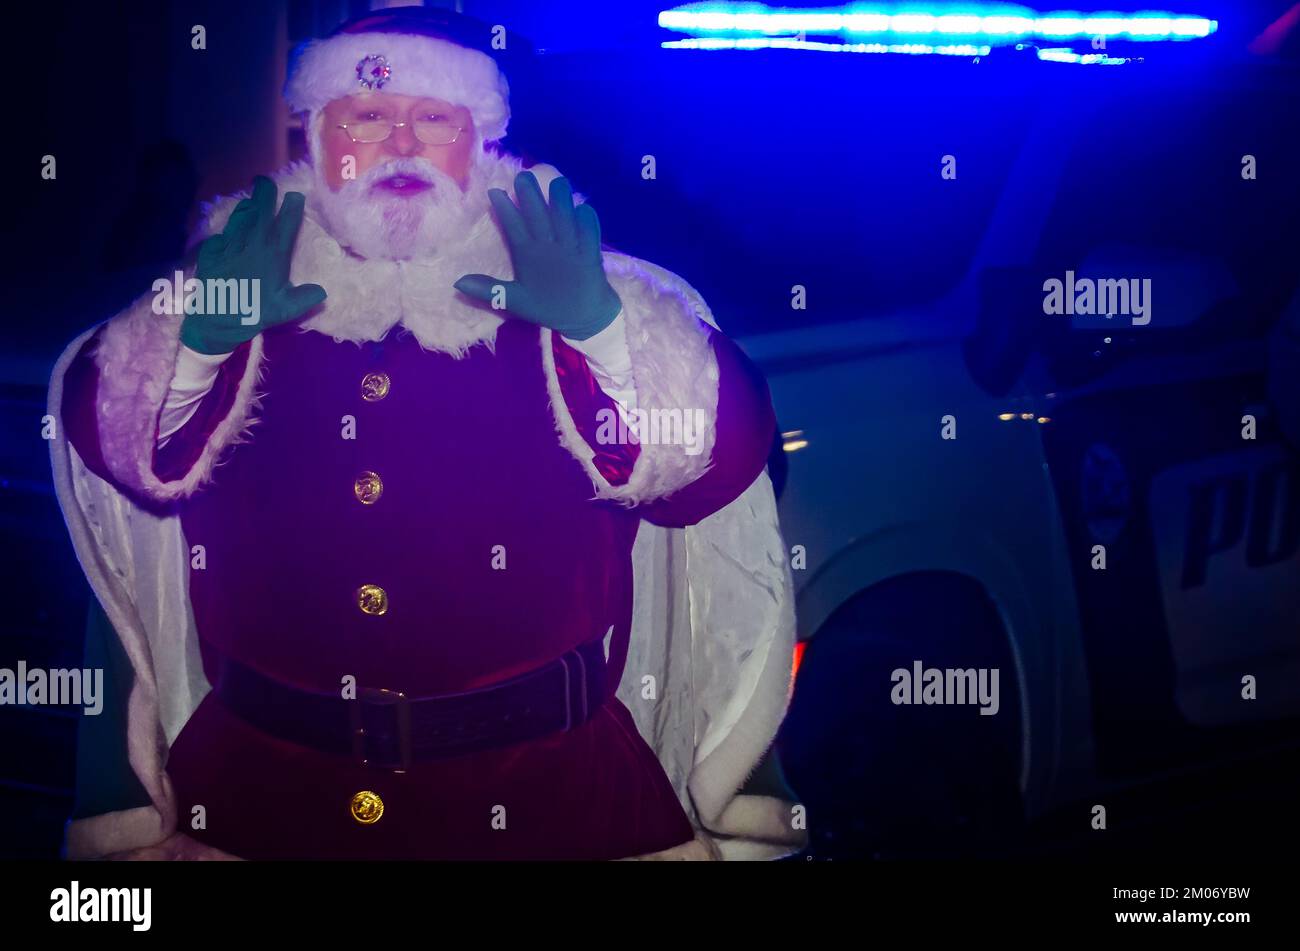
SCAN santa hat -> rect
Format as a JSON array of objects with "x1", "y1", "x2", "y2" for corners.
[{"x1": 284, "y1": 7, "x2": 512, "y2": 144}]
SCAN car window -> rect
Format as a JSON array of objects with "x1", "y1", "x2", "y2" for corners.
[{"x1": 1031, "y1": 76, "x2": 1300, "y2": 345}]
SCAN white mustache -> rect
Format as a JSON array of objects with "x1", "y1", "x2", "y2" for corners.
[
  {"x1": 314, "y1": 154, "x2": 488, "y2": 261},
  {"x1": 354, "y1": 158, "x2": 441, "y2": 192}
]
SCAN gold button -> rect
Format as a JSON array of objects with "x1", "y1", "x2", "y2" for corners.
[
  {"x1": 350, "y1": 790, "x2": 384, "y2": 825},
  {"x1": 354, "y1": 470, "x2": 383, "y2": 505},
  {"x1": 356, "y1": 584, "x2": 388, "y2": 616},
  {"x1": 361, "y1": 371, "x2": 391, "y2": 402}
]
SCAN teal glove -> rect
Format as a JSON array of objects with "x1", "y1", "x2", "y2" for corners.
[
  {"x1": 180, "y1": 176, "x2": 327, "y2": 355},
  {"x1": 454, "y1": 172, "x2": 622, "y2": 341}
]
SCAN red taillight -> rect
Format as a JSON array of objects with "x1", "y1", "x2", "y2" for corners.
[{"x1": 792, "y1": 640, "x2": 807, "y2": 680}]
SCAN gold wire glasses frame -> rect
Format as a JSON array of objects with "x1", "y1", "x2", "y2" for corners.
[{"x1": 335, "y1": 118, "x2": 466, "y2": 146}]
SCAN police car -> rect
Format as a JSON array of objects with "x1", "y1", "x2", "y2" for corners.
[{"x1": 735, "y1": 58, "x2": 1300, "y2": 858}]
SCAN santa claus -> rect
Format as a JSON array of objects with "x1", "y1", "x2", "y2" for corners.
[{"x1": 49, "y1": 7, "x2": 803, "y2": 861}]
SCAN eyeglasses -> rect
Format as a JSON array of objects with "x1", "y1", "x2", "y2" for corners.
[{"x1": 336, "y1": 116, "x2": 466, "y2": 146}]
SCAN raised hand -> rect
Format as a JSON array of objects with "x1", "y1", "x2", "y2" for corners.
[
  {"x1": 454, "y1": 171, "x2": 622, "y2": 341},
  {"x1": 180, "y1": 176, "x2": 327, "y2": 355}
]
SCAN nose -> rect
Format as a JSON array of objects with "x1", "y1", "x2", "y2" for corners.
[{"x1": 385, "y1": 122, "x2": 421, "y2": 157}]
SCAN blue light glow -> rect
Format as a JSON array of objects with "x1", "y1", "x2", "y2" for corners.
[{"x1": 658, "y1": 5, "x2": 1218, "y2": 43}]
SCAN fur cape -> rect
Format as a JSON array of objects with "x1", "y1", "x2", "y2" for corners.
[{"x1": 48, "y1": 146, "x2": 804, "y2": 860}]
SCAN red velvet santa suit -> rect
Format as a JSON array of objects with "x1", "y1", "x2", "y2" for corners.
[{"x1": 59, "y1": 282, "x2": 775, "y2": 859}]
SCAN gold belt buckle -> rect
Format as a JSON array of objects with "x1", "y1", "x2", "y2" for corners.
[{"x1": 350, "y1": 686, "x2": 413, "y2": 773}]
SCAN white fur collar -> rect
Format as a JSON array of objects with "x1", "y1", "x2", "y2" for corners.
[{"x1": 196, "y1": 148, "x2": 566, "y2": 357}]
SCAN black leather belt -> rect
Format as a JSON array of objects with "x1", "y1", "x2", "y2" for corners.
[{"x1": 213, "y1": 638, "x2": 608, "y2": 771}]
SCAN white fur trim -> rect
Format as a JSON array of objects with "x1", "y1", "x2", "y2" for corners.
[
  {"x1": 92, "y1": 288, "x2": 268, "y2": 504},
  {"x1": 285, "y1": 32, "x2": 510, "y2": 142},
  {"x1": 715, "y1": 832, "x2": 804, "y2": 861},
  {"x1": 538, "y1": 256, "x2": 719, "y2": 505},
  {"x1": 64, "y1": 804, "x2": 171, "y2": 861},
  {"x1": 618, "y1": 829, "x2": 722, "y2": 860}
]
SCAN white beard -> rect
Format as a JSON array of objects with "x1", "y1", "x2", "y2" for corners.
[{"x1": 310, "y1": 154, "x2": 491, "y2": 261}]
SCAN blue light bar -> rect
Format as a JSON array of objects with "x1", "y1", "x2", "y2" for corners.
[
  {"x1": 663, "y1": 36, "x2": 992, "y2": 54},
  {"x1": 658, "y1": 5, "x2": 1218, "y2": 44}
]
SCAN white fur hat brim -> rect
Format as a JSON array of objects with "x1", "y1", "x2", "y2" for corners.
[{"x1": 284, "y1": 31, "x2": 510, "y2": 142}]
